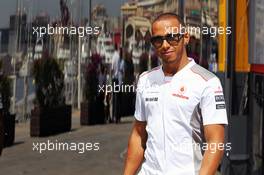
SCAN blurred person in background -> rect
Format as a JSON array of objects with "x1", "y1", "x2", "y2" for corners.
[
  {"x1": 122, "y1": 48, "x2": 135, "y2": 116},
  {"x1": 111, "y1": 45, "x2": 123, "y2": 123},
  {"x1": 98, "y1": 63, "x2": 107, "y2": 123}
]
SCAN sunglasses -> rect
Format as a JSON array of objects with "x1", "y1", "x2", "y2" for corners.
[{"x1": 150, "y1": 33, "x2": 184, "y2": 48}]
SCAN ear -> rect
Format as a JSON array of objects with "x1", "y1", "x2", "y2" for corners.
[{"x1": 183, "y1": 32, "x2": 190, "y2": 46}]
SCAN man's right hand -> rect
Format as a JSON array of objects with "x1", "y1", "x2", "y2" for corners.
[{"x1": 123, "y1": 120, "x2": 147, "y2": 175}]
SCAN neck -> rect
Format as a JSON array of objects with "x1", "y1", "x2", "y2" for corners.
[{"x1": 162, "y1": 54, "x2": 190, "y2": 76}]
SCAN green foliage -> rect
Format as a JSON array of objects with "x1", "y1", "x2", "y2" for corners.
[{"x1": 32, "y1": 56, "x2": 65, "y2": 108}]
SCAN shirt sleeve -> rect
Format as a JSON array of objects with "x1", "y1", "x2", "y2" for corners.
[
  {"x1": 134, "y1": 77, "x2": 146, "y2": 121},
  {"x1": 200, "y1": 77, "x2": 228, "y2": 125}
]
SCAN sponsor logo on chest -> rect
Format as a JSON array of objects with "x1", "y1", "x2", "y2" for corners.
[
  {"x1": 215, "y1": 95, "x2": 225, "y2": 102},
  {"x1": 145, "y1": 97, "x2": 158, "y2": 102},
  {"x1": 172, "y1": 85, "x2": 189, "y2": 100}
]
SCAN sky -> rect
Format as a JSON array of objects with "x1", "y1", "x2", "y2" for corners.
[{"x1": 0, "y1": 0, "x2": 128, "y2": 28}]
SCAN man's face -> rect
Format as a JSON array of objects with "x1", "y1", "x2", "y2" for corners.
[{"x1": 151, "y1": 18, "x2": 189, "y2": 64}]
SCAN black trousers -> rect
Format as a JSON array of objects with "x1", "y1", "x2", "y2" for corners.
[{"x1": 112, "y1": 78, "x2": 121, "y2": 123}]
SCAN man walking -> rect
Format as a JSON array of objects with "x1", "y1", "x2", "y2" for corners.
[
  {"x1": 111, "y1": 45, "x2": 122, "y2": 123},
  {"x1": 123, "y1": 13, "x2": 228, "y2": 175}
]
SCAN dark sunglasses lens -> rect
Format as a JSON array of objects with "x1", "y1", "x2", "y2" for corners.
[
  {"x1": 151, "y1": 37, "x2": 163, "y2": 48},
  {"x1": 166, "y1": 34, "x2": 182, "y2": 45}
]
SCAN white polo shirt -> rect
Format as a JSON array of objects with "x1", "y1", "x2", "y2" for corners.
[{"x1": 134, "y1": 59, "x2": 228, "y2": 175}]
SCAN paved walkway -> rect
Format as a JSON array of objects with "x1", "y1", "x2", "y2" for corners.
[
  {"x1": 0, "y1": 111, "x2": 134, "y2": 175},
  {"x1": 0, "y1": 111, "x2": 223, "y2": 175}
]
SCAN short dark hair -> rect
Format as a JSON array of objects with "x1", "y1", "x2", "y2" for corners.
[{"x1": 152, "y1": 12, "x2": 185, "y2": 27}]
